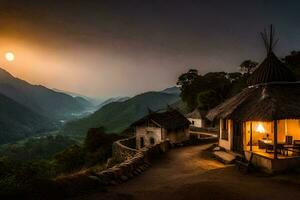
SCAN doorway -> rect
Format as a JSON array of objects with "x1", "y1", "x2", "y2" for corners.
[
  {"x1": 233, "y1": 121, "x2": 243, "y2": 153},
  {"x1": 140, "y1": 137, "x2": 145, "y2": 148}
]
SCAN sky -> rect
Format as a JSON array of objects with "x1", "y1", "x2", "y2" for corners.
[{"x1": 0, "y1": 0, "x2": 300, "y2": 98}]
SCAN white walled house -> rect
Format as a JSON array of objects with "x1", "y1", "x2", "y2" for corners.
[
  {"x1": 186, "y1": 109, "x2": 207, "y2": 128},
  {"x1": 132, "y1": 109, "x2": 191, "y2": 149}
]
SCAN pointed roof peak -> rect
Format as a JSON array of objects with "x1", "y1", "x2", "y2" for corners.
[
  {"x1": 261, "y1": 24, "x2": 278, "y2": 55},
  {"x1": 247, "y1": 26, "x2": 296, "y2": 86},
  {"x1": 247, "y1": 52, "x2": 296, "y2": 85}
]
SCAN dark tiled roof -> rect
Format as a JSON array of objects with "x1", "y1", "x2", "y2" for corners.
[
  {"x1": 207, "y1": 82, "x2": 300, "y2": 121},
  {"x1": 132, "y1": 109, "x2": 190, "y2": 130},
  {"x1": 247, "y1": 52, "x2": 296, "y2": 86}
]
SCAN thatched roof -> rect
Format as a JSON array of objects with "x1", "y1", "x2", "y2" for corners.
[
  {"x1": 185, "y1": 108, "x2": 207, "y2": 119},
  {"x1": 206, "y1": 82, "x2": 300, "y2": 121},
  {"x1": 132, "y1": 109, "x2": 190, "y2": 130},
  {"x1": 247, "y1": 52, "x2": 296, "y2": 85}
]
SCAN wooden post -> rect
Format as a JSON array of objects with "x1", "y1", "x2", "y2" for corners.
[
  {"x1": 250, "y1": 122, "x2": 253, "y2": 151},
  {"x1": 274, "y1": 120, "x2": 278, "y2": 159}
]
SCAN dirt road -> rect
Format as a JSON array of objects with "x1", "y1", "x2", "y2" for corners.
[{"x1": 78, "y1": 144, "x2": 300, "y2": 200}]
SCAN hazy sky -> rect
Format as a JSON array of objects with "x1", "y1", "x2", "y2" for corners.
[{"x1": 0, "y1": 0, "x2": 300, "y2": 98}]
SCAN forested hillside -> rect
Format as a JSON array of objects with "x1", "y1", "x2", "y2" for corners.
[
  {"x1": 0, "y1": 68, "x2": 88, "y2": 120},
  {"x1": 0, "y1": 93, "x2": 53, "y2": 144},
  {"x1": 62, "y1": 91, "x2": 179, "y2": 136}
]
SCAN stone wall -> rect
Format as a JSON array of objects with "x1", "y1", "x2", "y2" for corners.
[
  {"x1": 111, "y1": 137, "x2": 138, "y2": 163},
  {"x1": 94, "y1": 138, "x2": 170, "y2": 186},
  {"x1": 54, "y1": 136, "x2": 215, "y2": 197},
  {"x1": 55, "y1": 137, "x2": 170, "y2": 196}
]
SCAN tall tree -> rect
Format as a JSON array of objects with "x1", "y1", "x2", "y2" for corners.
[
  {"x1": 177, "y1": 70, "x2": 246, "y2": 111},
  {"x1": 177, "y1": 69, "x2": 199, "y2": 87},
  {"x1": 284, "y1": 51, "x2": 300, "y2": 80},
  {"x1": 177, "y1": 69, "x2": 200, "y2": 110},
  {"x1": 240, "y1": 60, "x2": 258, "y2": 75}
]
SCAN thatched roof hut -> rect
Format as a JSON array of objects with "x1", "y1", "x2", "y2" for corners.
[{"x1": 208, "y1": 26, "x2": 300, "y2": 170}]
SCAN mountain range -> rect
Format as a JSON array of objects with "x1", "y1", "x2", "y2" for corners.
[
  {"x1": 52, "y1": 88, "x2": 100, "y2": 107},
  {"x1": 0, "y1": 68, "x2": 89, "y2": 121},
  {"x1": 0, "y1": 68, "x2": 182, "y2": 143},
  {"x1": 61, "y1": 89, "x2": 180, "y2": 136},
  {"x1": 97, "y1": 96, "x2": 130, "y2": 109},
  {"x1": 0, "y1": 68, "x2": 94, "y2": 144},
  {"x1": 0, "y1": 93, "x2": 53, "y2": 144}
]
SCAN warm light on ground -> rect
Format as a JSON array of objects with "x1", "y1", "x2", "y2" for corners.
[{"x1": 5, "y1": 52, "x2": 15, "y2": 62}]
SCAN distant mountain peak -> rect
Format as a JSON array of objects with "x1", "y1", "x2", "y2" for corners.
[
  {"x1": 0, "y1": 67, "x2": 14, "y2": 78},
  {"x1": 97, "y1": 96, "x2": 130, "y2": 109},
  {"x1": 161, "y1": 86, "x2": 180, "y2": 95},
  {"x1": 62, "y1": 89, "x2": 180, "y2": 136},
  {"x1": 0, "y1": 67, "x2": 89, "y2": 121}
]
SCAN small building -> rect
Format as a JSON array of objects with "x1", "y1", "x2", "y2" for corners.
[
  {"x1": 207, "y1": 27, "x2": 300, "y2": 173},
  {"x1": 186, "y1": 108, "x2": 207, "y2": 128},
  {"x1": 132, "y1": 109, "x2": 191, "y2": 149}
]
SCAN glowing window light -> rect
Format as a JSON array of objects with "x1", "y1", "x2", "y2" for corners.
[{"x1": 256, "y1": 123, "x2": 265, "y2": 133}]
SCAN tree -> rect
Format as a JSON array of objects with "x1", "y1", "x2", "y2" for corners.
[
  {"x1": 198, "y1": 72, "x2": 232, "y2": 109},
  {"x1": 284, "y1": 51, "x2": 300, "y2": 80},
  {"x1": 84, "y1": 127, "x2": 109, "y2": 153},
  {"x1": 177, "y1": 70, "x2": 247, "y2": 111},
  {"x1": 84, "y1": 127, "x2": 121, "y2": 165},
  {"x1": 240, "y1": 60, "x2": 258, "y2": 75},
  {"x1": 176, "y1": 69, "x2": 199, "y2": 87},
  {"x1": 0, "y1": 158, "x2": 56, "y2": 198},
  {"x1": 54, "y1": 145, "x2": 85, "y2": 173},
  {"x1": 226, "y1": 72, "x2": 247, "y2": 97},
  {"x1": 176, "y1": 69, "x2": 200, "y2": 110},
  {"x1": 227, "y1": 72, "x2": 243, "y2": 82},
  {"x1": 197, "y1": 90, "x2": 219, "y2": 110}
]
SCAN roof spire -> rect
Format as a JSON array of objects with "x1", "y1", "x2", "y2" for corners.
[
  {"x1": 260, "y1": 24, "x2": 279, "y2": 55},
  {"x1": 247, "y1": 25, "x2": 296, "y2": 85}
]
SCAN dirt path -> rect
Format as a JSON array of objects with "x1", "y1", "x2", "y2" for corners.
[{"x1": 78, "y1": 144, "x2": 300, "y2": 200}]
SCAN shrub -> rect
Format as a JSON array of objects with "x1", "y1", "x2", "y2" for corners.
[
  {"x1": 54, "y1": 145, "x2": 85, "y2": 173},
  {"x1": 84, "y1": 127, "x2": 122, "y2": 166},
  {"x1": 0, "y1": 159, "x2": 57, "y2": 198}
]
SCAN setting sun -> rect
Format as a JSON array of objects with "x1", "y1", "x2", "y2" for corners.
[{"x1": 5, "y1": 52, "x2": 15, "y2": 62}]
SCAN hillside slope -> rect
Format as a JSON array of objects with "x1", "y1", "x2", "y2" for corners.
[
  {"x1": 74, "y1": 96, "x2": 94, "y2": 108},
  {"x1": 0, "y1": 68, "x2": 85, "y2": 120},
  {"x1": 161, "y1": 86, "x2": 180, "y2": 95},
  {"x1": 97, "y1": 96, "x2": 130, "y2": 109},
  {"x1": 62, "y1": 91, "x2": 179, "y2": 136},
  {"x1": 0, "y1": 93, "x2": 53, "y2": 144}
]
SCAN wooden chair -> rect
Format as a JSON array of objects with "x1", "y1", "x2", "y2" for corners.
[
  {"x1": 294, "y1": 140, "x2": 300, "y2": 146},
  {"x1": 236, "y1": 152, "x2": 254, "y2": 173},
  {"x1": 283, "y1": 140, "x2": 300, "y2": 156},
  {"x1": 292, "y1": 140, "x2": 300, "y2": 155}
]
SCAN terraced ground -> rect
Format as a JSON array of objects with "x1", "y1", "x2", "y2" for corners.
[{"x1": 77, "y1": 143, "x2": 300, "y2": 200}]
